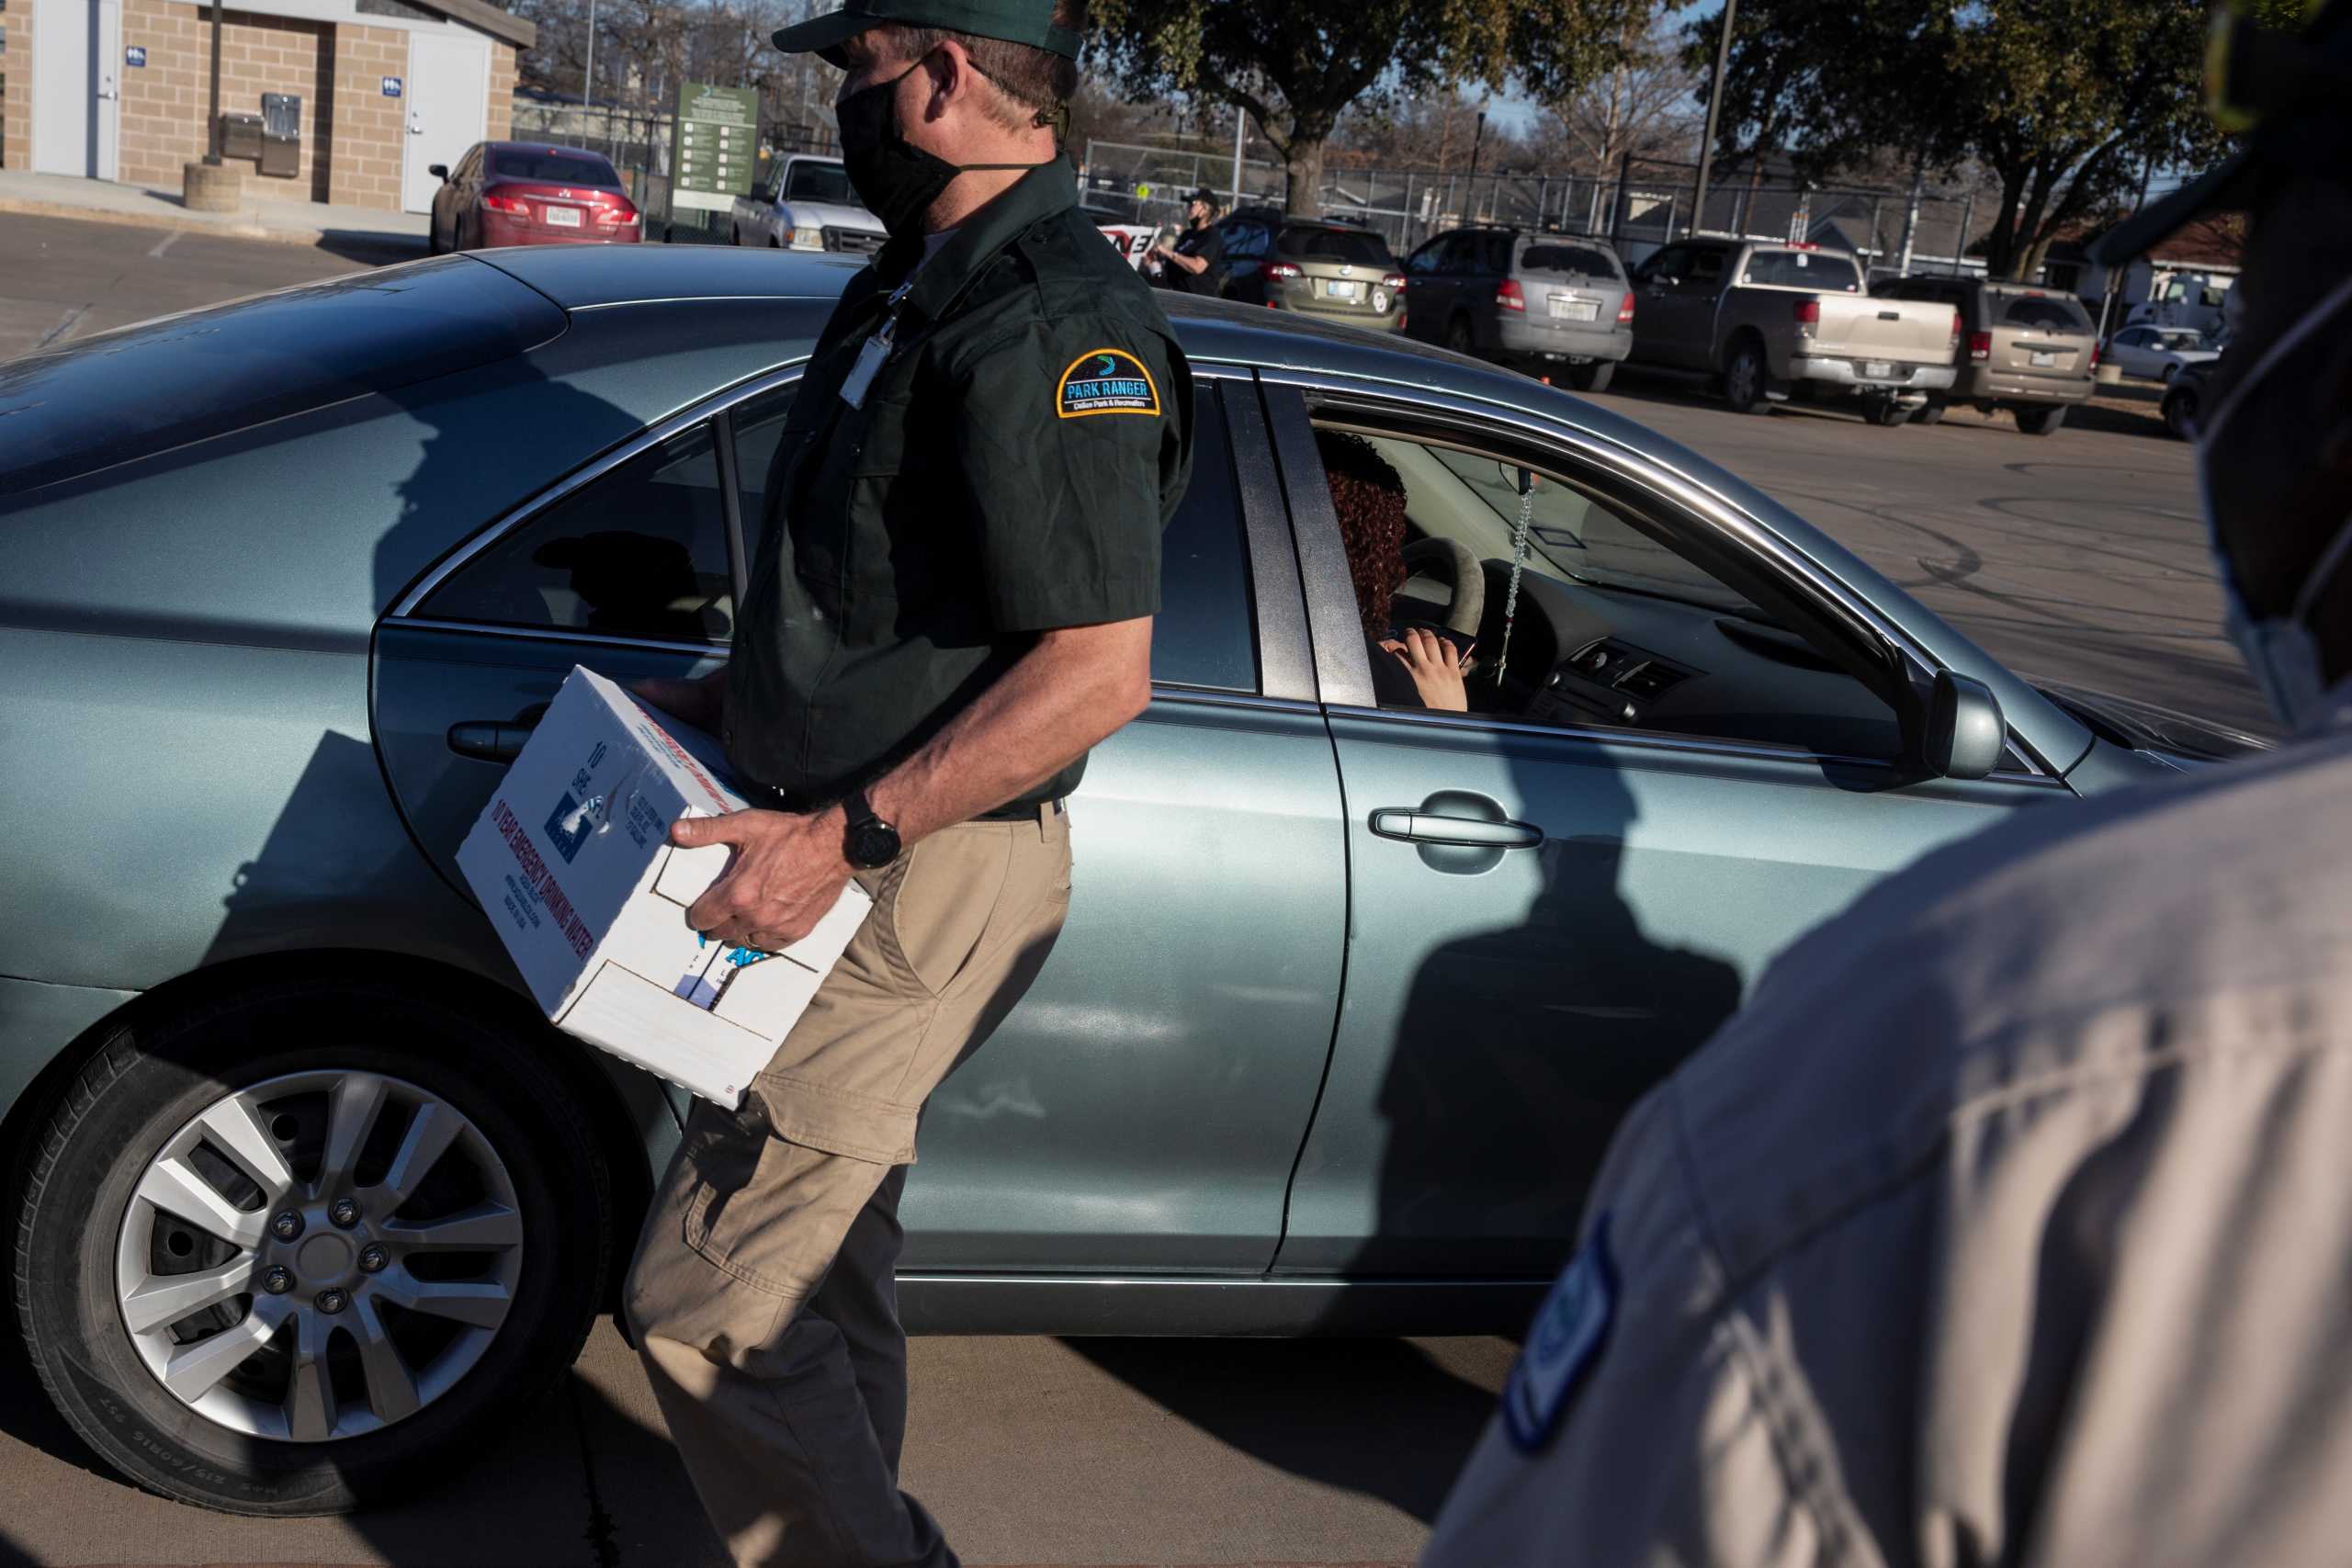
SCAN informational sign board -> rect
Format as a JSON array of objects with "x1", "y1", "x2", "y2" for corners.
[
  {"x1": 382, "y1": 76, "x2": 403, "y2": 98},
  {"x1": 670, "y1": 83, "x2": 760, "y2": 214},
  {"x1": 125, "y1": 46, "x2": 147, "y2": 67}
]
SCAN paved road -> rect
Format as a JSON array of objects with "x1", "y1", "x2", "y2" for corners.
[{"x1": 0, "y1": 1321, "x2": 1510, "y2": 1567}]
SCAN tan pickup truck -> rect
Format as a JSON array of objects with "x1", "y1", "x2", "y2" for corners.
[{"x1": 1625, "y1": 239, "x2": 1960, "y2": 423}]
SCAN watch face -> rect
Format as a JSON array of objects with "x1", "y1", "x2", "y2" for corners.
[{"x1": 848, "y1": 818, "x2": 901, "y2": 868}]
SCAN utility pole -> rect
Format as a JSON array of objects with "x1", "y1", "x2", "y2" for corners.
[
  {"x1": 1895, "y1": 156, "x2": 1925, "y2": 276},
  {"x1": 1467, "y1": 110, "x2": 1487, "y2": 222},
  {"x1": 2098, "y1": 156, "x2": 2156, "y2": 344},
  {"x1": 203, "y1": 0, "x2": 225, "y2": 164},
  {"x1": 583, "y1": 0, "x2": 600, "y2": 115},
  {"x1": 1693, "y1": 0, "x2": 1737, "y2": 237},
  {"x1": 1229, "y1": 104, "x2": 1247, "y2": 209}
]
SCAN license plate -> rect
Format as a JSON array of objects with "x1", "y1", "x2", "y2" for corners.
[
  {"x1": 1324, "y1": 279, "x2": 1363, "y2": 299},
  {"x1": 2030, "y1": 350, "x2": 2056, "y2": 367},
  {"x1": 545, "y1": 206, "x2": 583, "y2": 228},
  {"x1": 1549, "y1": 297, "x2": 1600, "y2": 321},
  {"x1": 1863, "y1": 360, "x2": 1894, "y2": 379}
]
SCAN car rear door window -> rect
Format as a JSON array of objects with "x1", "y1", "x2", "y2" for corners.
[{"x1": 420, "y1": 423, "x2": 735, "y2": 645}]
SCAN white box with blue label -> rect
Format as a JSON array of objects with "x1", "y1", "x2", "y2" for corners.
[{"x1": 456, "y1": 666, "x2": 871, "y2": 1109}]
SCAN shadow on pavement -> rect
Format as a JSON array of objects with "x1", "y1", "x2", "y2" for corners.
[
  {"x1": 1062, "y1": 1337, "x2": 1500, "y2": 1526},
  {"x1": 314, "y1": 231, "x2": 432, "y2": 268}
]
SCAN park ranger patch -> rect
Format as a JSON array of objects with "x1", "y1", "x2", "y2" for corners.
[
  {"x1": 1502, "y1": 1213, "x2": 1616, "y2": 1452},
  {"x1": 1057, "y1": 348, "x2": 1161, "y2": 418}
]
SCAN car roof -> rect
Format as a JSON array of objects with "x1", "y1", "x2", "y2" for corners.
[{"x1": 470, "y1": 245, "x2": 867, "y2": 308}]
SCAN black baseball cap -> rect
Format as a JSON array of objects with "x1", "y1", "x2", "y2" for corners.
[
  {"x1": 1184, "y1": 187, "x2": 1217, "y2": 208},
  {"x1": 772, "y1": 0, "x2": 1081, "y2": 67},
  {"x1": 2095, "y1": 0, "x2": 2352, "y2": 264}
]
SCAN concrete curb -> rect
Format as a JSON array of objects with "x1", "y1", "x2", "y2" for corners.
[{"x1": 0, "y1": 193, "x2": 428, "y2": 254}]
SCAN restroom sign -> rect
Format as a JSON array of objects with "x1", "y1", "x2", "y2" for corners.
[
  {"x1": 381, "y1": 76, "x2": 403, "y2": 97},
  {"x1": 125, "y1": 45, "x2": 147, "y2": 66}
]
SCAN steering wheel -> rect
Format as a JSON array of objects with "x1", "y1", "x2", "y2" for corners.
[{"x1": 1399, "y1": 536, "x2": 1487, "y2": 642}]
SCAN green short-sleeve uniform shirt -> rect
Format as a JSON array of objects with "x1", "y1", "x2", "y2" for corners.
[{"x1": 727, "y1": 156, "x2": 1192, "y2": 813}]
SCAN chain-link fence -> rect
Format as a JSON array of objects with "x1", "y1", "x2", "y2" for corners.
[{"x1": 1080, "y1": 140, "x2": 1991, "y2": 279}]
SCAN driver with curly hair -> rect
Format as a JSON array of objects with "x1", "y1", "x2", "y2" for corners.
[{"x1": 1316, "y1": 429, "x2": 1470, "y2": 712}]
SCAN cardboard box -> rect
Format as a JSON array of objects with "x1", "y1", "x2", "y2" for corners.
[{"x1": 457, "y1": 667, "x2": 871, "y2": 1108}]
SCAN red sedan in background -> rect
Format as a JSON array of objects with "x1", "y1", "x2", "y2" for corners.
[{"x1": 427, "y1": 142, "x2": 641, "y2": 253}]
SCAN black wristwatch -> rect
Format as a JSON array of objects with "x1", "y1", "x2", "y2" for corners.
[{"x1": 840, "y1": 786, "x2": 902, "y2": 870}]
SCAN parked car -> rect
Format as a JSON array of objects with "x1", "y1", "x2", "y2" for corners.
[
  {"x1": 1399, "y1": 228, "x2": 1634, "y2": 390},
  {"x1": 2162, "y1": 358, "x2": 2215, "y2": 440},
  {"x1": 1623, "y1": 239, "x2": 1959, "y2": 423},
  {"x1": 2101, "y1": 323, "x2": 2220, "y2": 381},
  {"x1": 426, "y1": 142, "x2": 640, "y2": 253},
  {"x1": 1216, "y1": 209, "x2": 1405, "y2": 331},
  {"x1": 1874, "y1": 277, "x2": 2098, "y2": 435},
  {"x1": 0, "y1": 248, "x2": 2254, "y2": 1516},
  {"x1": 730, "y1": 154, "x2": 884, "y2": 256}
]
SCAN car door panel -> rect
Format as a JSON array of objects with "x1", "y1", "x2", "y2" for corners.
[
  {"x1": 1256, "y1": 383, "x2": 2064, "y2": 1280},
  {"x1": 370, "y1": 373, "x2": 1347, "y2": 1274}
]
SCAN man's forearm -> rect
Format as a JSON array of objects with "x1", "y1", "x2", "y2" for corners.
[{"x1": 866, "y1": 618, "x2": 1152, "y2": 844}]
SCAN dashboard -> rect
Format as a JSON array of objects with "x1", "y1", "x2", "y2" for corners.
[{"x1": 1396, "y1": 560, "x2": 1905, "y2": 760}]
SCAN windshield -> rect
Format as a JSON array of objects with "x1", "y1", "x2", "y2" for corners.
[
  {"x1": 490, "y1": 149, "x2": 619, "y2": 186},
  {"x1": 1740, "y1": 249, "x2": 1861, "y2": 291},
  {"x1": 1279, "y1": 226, "x2": 1397, "y2": 268},
  {"x1": 783, "y1": 161, "x2": 854, "y2": 204},
  {"x1": 1403, "y1": 442, "x2": 1762, "y2": 615},
  {"x1": 1520, "y1": 243, "x2": 1621, "y2": 278}
]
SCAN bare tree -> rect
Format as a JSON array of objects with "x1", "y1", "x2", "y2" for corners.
[{"x1": 1547, "y1": 9, "x2": 1694, "y2": 177}]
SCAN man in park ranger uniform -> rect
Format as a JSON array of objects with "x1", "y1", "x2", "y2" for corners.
[{"x1": 621, "y1": 1, "x2": 1192, "y2": 1562}]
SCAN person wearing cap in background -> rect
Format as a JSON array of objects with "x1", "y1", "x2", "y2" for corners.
[
  {"x1": 1423, "y1": 4, "x2": 2352, "y2": 1564},
  {"x1": 1151, "y1": 186, "x2": 1227, "y2": 296},
  {"x1": 620, "y1": 1, "x2": 1192, "y2": 1562}
]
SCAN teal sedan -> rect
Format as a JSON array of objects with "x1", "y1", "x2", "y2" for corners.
[{"x1": 0, "y1": 247, "x2": 2249, "y2": 1514}]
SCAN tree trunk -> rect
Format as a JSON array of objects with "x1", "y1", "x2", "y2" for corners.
[{"x1": 1285, "y1": 135, "x2": 1327, "y2": 217}]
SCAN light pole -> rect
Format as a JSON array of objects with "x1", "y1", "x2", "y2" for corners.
[
  {"x1": 203, "y1": 0, "x2": 225, "y2": 164},
  {"x1": 1229, "y1": 104, "x2": 1246, "y2": 209},
  {"x1": 1693, "y1": 0, "x2": 1738, "y2": 237},
  {"x1": 583, "y1": 0, "x2": 599, "y2": 118}
]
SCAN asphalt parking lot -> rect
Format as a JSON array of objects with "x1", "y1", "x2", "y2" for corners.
[{"x1": 0, "y1": 211, "x2": 2267, "y2": 1567}]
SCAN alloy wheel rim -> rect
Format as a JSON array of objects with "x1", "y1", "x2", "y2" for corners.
[
  {"x1": 1729, "y1": 352, "x2": 1758, "y2": 403},
  {"x1": 113, "y1": 1069, "x2": 525, "y2": 1443}
]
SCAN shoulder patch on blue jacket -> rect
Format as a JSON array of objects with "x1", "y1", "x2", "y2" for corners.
[{"x1": 1502, "y1": 1213, "x2": 1617, "y2": 1452}]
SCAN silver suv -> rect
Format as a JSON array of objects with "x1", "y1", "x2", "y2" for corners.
[
  {"x1": 1876, "y1": 276, "x2": 2098, "y2": 435},
  {"x1": 1402, "y1": 228, "x2": 1634, "y2": 389}
]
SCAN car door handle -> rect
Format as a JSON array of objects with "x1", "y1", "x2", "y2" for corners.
[
  {"x1": 447, "y1": 704, "x2": 548, "y2": 763},
  {"x1": 1368, "y1": 808, "x2": 1544, "y2": 849}
]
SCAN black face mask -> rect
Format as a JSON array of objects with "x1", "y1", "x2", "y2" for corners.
[{"x1": 836, "y1": 54, "x2": 1050, "y2": 239}]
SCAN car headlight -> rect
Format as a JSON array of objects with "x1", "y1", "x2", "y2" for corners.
[{"x1": 789, "y1": 227, "x2": 825, "y2": 251}]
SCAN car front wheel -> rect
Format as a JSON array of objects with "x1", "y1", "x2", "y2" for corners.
[
  {"x1": 2164, "y1": 385, "x2": 2199, "y2": 440},
  {"x1": 15, "y1": 979, "x2": 609, "y2": 1515},
  {"x1": 1722, "y1": 341, "x2": 1771, "y2": 414}
]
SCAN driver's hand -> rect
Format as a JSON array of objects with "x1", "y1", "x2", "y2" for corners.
[{"x1": 1381, "y1": 628, "x2": 1471, "y2": 712}]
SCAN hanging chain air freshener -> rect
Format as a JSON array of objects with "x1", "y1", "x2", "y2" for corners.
[{"x1": 1495, "y1": 467, "x2": 1536, "y2": 689}]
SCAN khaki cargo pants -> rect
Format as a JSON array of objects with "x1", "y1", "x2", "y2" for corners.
[{"x1": 624, "y1": 805, "x2": 1071, "y2": 1568}]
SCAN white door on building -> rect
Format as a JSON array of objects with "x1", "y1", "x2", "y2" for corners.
[
  {"x1": 31, "y1": 0, "x2": 121, "y2": 180},
  {"x1": 401, "y1": 31, "x2": 489, "y2": 215}
]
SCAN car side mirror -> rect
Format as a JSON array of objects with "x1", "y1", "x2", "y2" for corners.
[
  {"x1": 1924, "y1": 670, "x2": 2006, "y2": 780},
  {"x1": 429, "y1": 163, "x2": 448, "y2": 181}
]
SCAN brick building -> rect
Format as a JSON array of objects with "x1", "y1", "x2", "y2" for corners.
[{"x1": 2, "y1": 0, "x2": 530, "y2": 215}]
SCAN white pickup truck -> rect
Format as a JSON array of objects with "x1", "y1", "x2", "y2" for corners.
[
  {"x1": 1625, "y1": 239, "x2": 1960, "y2": 423},
  {"x1": 730, "y1": 154, "x2": 886, "y2": 257}
]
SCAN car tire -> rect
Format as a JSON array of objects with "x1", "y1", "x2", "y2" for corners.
[
  {"x1": 1914, "y1": 400, "x2": 1946, "y2": 426},
  {"x1": 1863, "y1": 394, "x2": 1911, "y2": 427},
  {"x1": 2017, "y1": 404, "x2": 2067, "y2": 437},
  {"x1": 1444, "y1": 317, "x2": 1478, "y2": 359},
  {"x1": 2161, "y1": 363, "x2": 2178, "y2": 383},
  {"x1": 15, "y1": 978, "x2": 610, "y2": 1516},
  {"x1": 1721, "y1": 339, "x2": 1770, "y2": 414},
  {"x1": 1566, "y1": 360, "x2": 1615, "y2": 393},
  {"x1": 2163, "y1": 385, "x2": 2199, "y2": 441}
]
